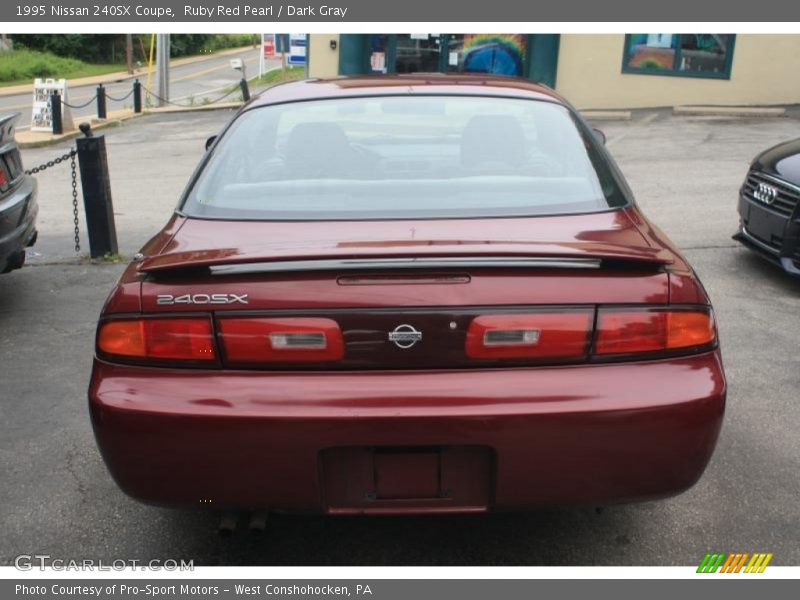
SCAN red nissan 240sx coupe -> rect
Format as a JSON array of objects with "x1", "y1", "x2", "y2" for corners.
[{"x1": 89, "y1": 75, "x2": 726, "y2": 515}]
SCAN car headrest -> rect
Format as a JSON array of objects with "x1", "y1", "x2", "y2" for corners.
[
  {"x1": 285, "y1": 122, "x2": 353, "y2": 175},
  {"x1": 460, "y1": 115, "x2": 527, "y2": 169}
]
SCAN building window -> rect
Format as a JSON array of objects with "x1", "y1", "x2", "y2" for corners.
[
  {"x1": 622, "y1": 34, "x2": 735, "y2": 79},
  {"x1": 446, "y1": 35, "x2": 527, "y2": 76},
  {"x1": 366, "y1": 34, "x2": 528, "y2": 77},
  {"x1": 368, "y1": 34, "x2": 389, "y2": 73},
  {"x1": 395, "y1": 34, "x2": 444, "y2": 73}
]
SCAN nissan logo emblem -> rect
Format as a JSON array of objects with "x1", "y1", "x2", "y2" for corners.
[{"x1": 388, "y1": 324, "x2": 423, "y2": 349}]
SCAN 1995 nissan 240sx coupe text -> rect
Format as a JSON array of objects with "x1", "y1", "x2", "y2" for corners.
[{"x1": 89, "y1": 75, "x2": 726, "y2": 515}]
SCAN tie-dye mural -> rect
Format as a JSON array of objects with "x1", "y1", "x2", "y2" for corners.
[{"x1": 459, "y1": 34, "x2": 527, "y2": 76}]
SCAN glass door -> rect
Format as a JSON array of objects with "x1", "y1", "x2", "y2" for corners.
[{"x1": 394, "y1": 34, "x2": 444, "y2": 73}]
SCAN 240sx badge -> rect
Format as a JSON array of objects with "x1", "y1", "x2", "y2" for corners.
[{"x1": 156, "y1": 294, "x2": 248, "y2": 305}]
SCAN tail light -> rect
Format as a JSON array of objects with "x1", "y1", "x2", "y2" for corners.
[
  {"x1": 595, "y1": 307, "x2": 716, "y2": 357},
  {"x1": 97, "y1": 317, "x2": 216, "y2": 363},
  {"x1": 218, "y1": 317, "x2": 344, "y2": 364},
  {"x1": 95, "y1": 306, "x2": 716, "y2": 369},
  {"x1": 466, "y1": 311, "x2": 593, "y2": 360}
]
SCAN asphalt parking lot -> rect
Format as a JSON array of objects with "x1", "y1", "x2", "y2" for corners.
[{"x1": 1, "y1": 108, "x2": 799, "y2": 566}]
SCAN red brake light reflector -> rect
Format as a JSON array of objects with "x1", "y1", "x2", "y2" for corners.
[
  {"x1": 218, "y1": 317, "x2": 344, "y2": 364},
  {"x1": 595, "y1": 308, "x2": 715, "y2": 356},
  {"x1": 97, "y1": 317, "x2": 216, "y2": 362},
  {"x1": 466, "y1": 311, "x2": 593, "y2": 360}
]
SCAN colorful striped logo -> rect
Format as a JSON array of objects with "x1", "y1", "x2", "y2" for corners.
[{"x1": 697, "y1": 552, "x2": 773, "y2": 573}]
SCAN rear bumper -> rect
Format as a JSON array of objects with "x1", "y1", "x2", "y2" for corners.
[
  {"x1": 0, "y1": 176, "x2": 38, "y2": 273},
  {"x1": 89, "y1": 352, "x2": 726, "y2": 513}
]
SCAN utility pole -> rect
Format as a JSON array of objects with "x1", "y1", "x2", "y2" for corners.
[
  {"x1": 125, "y1": 34, "x2": 134, "y2": 74},
  {"x1": 281, "y1": 35, "x2": 287, "y2": 81},
  {"x1": 156, "y1": 34, "x2": 169, "y2": 107}
]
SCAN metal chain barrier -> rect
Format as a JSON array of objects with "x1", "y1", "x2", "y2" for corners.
[
  {"x1": 24, "y1": 148, "x2": 81, "y2": 253},
  {"x1": 47, "y1": 81, "x2": 242, "y2": 130},
  {"x1": 61, "y1": 96, "x2": 97, "y2": 110},
  {"x1": 24, "y1": 149, "x2": 75, "y2": 175},
  {"x1": 105, "y1": 88, "x2": 135, "y2": 102},
  {"x1": 70, "y1": 152, "x2": 80, "y2": 253},
  {"x1": 60, "y1": 87, "x2": 134, "y2": 109},
  {"x1": 141, "y1": 84, "x2": 241, "y2": 107}
]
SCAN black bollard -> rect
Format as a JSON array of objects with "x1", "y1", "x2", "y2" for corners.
[
  {"x1": 75, "y1": 123, "x2": 118, "y2": 258},
  {"x1": 133, "y1": 79, "x2": 142, "y2": 113},
  {"x1": 51, "y1": 91, "x2": 63, "y2": 135},
  {"x1": 96, "y1": 84, "x2": 107, "y2": 119},
  {"x1": 239, "y1": 78, "x2": 250, "y2": 102}
]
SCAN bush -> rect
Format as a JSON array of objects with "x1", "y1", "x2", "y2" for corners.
[
  {"x1": 0, "y1": 49, "x2": 85, "y2": 83},
  {"x1": 8, "y1": 34, "x2": 257, "y2": 65},
  {"x1": 256, "y1": 66, "x2": 306, "y2": 86},
  {"x1": 10, "y1": 35, "x2": 118, "y2": 63},
  {"x1": 169, "y1": 34, "x2": 257, "y2": 58}
]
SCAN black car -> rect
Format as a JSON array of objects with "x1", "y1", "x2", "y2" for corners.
[
  {"x1": 734, "y1": 138, "x2": 800, "y2": 277},
  {"x1": 0, "y1": 113, "x2": 37, "y2": 274}
]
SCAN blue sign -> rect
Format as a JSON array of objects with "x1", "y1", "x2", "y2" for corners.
[{"x1": 288, "y1": 34, "x2": 307, "y2": 66}]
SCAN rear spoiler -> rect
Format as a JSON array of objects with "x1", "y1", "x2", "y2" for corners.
[
  {"x1": 208, "y1": 257, "x2": 604, "y2": 275},
  {"x1": 137, "y1": 244, "x2": 674, "y2": 276}
]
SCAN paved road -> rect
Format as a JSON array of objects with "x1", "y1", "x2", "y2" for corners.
[
  {"x1": 1, "y1": 109, "x2": 799, "y2": 566},
  {"x1": 0, "y1": 46, "x2": 276, "y2": 130}
]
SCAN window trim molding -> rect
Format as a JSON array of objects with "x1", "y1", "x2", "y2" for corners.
[{"x1": 621, "y1": 34, "x2": 736, "y2": 80}]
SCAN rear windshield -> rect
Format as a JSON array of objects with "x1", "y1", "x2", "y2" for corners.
[{"x1": 183, "y1": 95, "x2": 629, "y2": 220}]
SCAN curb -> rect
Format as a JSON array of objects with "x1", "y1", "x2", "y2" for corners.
[
  {"x1": 17, "y1": 103, "x2": 243, "y2": 149},
  {"x1": 581, "y1": 110, "x2": 632, "y2": 121},
  {"x1": 673, "y1": 105, "x2": 786, "y2": 118},
  {"x1": 16, "y1": 74, "x2": 296, "y2": 148},
  {"x1": 18, "y1": 119, "x2": 125, "y2": 148},
  {"x1": 140, "y1": 102, "x2": 242, "y2": 115}
]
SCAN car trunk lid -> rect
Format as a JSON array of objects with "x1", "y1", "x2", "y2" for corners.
[{"x1": 136, "y1": 211, "x2": 674, "y2": 369}]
